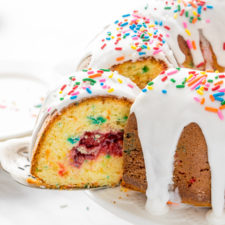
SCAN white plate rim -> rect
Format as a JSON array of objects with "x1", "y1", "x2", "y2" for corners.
[
  {"x1": 85, "y1": 187, "x2": 216, "y2": 225},
  {"x1": 86, "y1": 188, "x2": 160, "y2": 225},
  {"x1": 0, "y1": 61, "x2": 56, "y2": 141}
]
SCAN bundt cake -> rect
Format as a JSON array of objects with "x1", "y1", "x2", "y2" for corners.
[
  {"x1": 77, "y1": 0, "x2": 225, "y2": 90},
  {"x1": 123, "y1": 68, "x2": 225, "y2": 218},
  {"x1": 29, "y1": 69, "x2": 140, "y2": 188},
  {"x1": 28, "y1": 1, "x2": 225, "y2": 222}
]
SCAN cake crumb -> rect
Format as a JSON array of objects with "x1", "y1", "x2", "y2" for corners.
[{"x1": 120, "y1": 186, "x2": 129, "y2": 192}]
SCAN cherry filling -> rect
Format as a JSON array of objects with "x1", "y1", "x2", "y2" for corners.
[{"x1": 70, "y1": 131, "x2": 123, "y2": 168}]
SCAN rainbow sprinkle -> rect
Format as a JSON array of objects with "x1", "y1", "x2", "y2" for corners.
[
  {"x1": 151, "y1": 0, "x2": 215, "y2": 53},
  {"x1": 57, "y1": 69, "x2": 136, "y2": 105},
  {"x1": 100, "y1": 10, "x2": 167, "y2": 62},
  {"x1": 143, "y1": 68, "x2": 225, "y2": 120}
]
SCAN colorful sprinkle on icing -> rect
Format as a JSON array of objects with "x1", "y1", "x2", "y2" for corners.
[
  {"x1": 143, "y1": 0, "x2": 215, "y2": 53},
  {"x1": 143, "y1": 68, "x2": 225, "y2": 120},
  {"x1": 99, "y1": 10, "x2": 167, "y2": 63},
  {"x1": 51, "y1": 69, "x2": 139, "y2": 113}
]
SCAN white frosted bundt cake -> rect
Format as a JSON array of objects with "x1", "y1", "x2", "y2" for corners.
[
  {"x1": 29, "y1": 69, "x2": 140, "y2": 188},
  {"x1": 123, "y1": 68, "x2": 225, "y2": 219},
  {"x1": 27, "y1": 0, "x2": 225, "y2": 223},
  {"x1": 78, "y1": 0, "x2": 225, "y2": 89}
]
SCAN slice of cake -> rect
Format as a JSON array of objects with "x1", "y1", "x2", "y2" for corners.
[{"x1": 29, "y1": 69, "x2": 140, "y2": 189}]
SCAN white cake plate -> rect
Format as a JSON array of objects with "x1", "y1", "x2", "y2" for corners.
[
  {"x1": 0, "y1": 159, "x2": 129, "y2": 225},
  {"x1": 0, "y1": 137, "x2": 35, "y2": 187},
  {"x1": 86, "y1": 187, "x2": 214, "y2": 225},
  {"x1": 0, "y1": 61, "x2": 56, "y2": 141}
]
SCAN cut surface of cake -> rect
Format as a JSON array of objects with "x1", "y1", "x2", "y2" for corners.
[
  {"x1": 123, "y1": 68, "x2": 225, "y2": 218},
  {"x1": 29, "y1": 69, "x2": 140, "y2": 188}
]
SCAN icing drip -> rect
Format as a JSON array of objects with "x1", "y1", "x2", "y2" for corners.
[
  {"x1": 143, "y1": 0, "x2": 225, "y2": 68},
  {"x1": 88, "y1": 11, "x2": 178, "y2": 69},
  {"x1": 206, "y1": 210, "x2": 225, "y2": 225},
  {"x1": 200, "y1": 31, "x2": 214, "y2": 71},
  {"x1": 30, "y1": 69, "x2": 140, "y2": 157},
  {"x1": 132, "y1": 68, "x2": 225, "y2": 221}
]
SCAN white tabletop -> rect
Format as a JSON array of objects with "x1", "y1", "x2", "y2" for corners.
[{"x1": 0, "y1": 0, "x2": 147, "y2": 224}]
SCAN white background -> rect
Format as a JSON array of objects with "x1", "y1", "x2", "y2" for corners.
[
  {"x1": 0, "y1": 0, "x2": 146, "y2": 71},
  {"x1": 0, "y1": 0, "x2": 147, "y2": 224}
]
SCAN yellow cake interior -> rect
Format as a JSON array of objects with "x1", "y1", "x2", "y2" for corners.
[
  {"x1": 111, "y1": 57, "x2": 168, "y2": 89},
  {"x1": 31, "y1": 96, "x2": 132, "y2": 188}
]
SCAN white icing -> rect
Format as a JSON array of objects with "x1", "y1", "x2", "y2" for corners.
[
  {"x1": 169, "y1": 187, "x2": 182, "y2": 204},
  {"x1": 88, "y1": 11, "x2": 178, "y2": 69},
  {"x1": 143, "y1": 0, "x2": 225, "y2": 68},
  {"x1": 83, "y1": 1, "x2": 225, "y2": 72},
  {"x1": 146, "y1": 199, "x2": 169, "y2": 215},
  {"x1": 30, "y1": 69, "x2": 140, "y2": 158},
  {"x1": 132, "y1": 68, "x2": 225, "y2": 220},
  {"x1": 206, "y1": 210, "x2": 225, "y2": 225}
]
